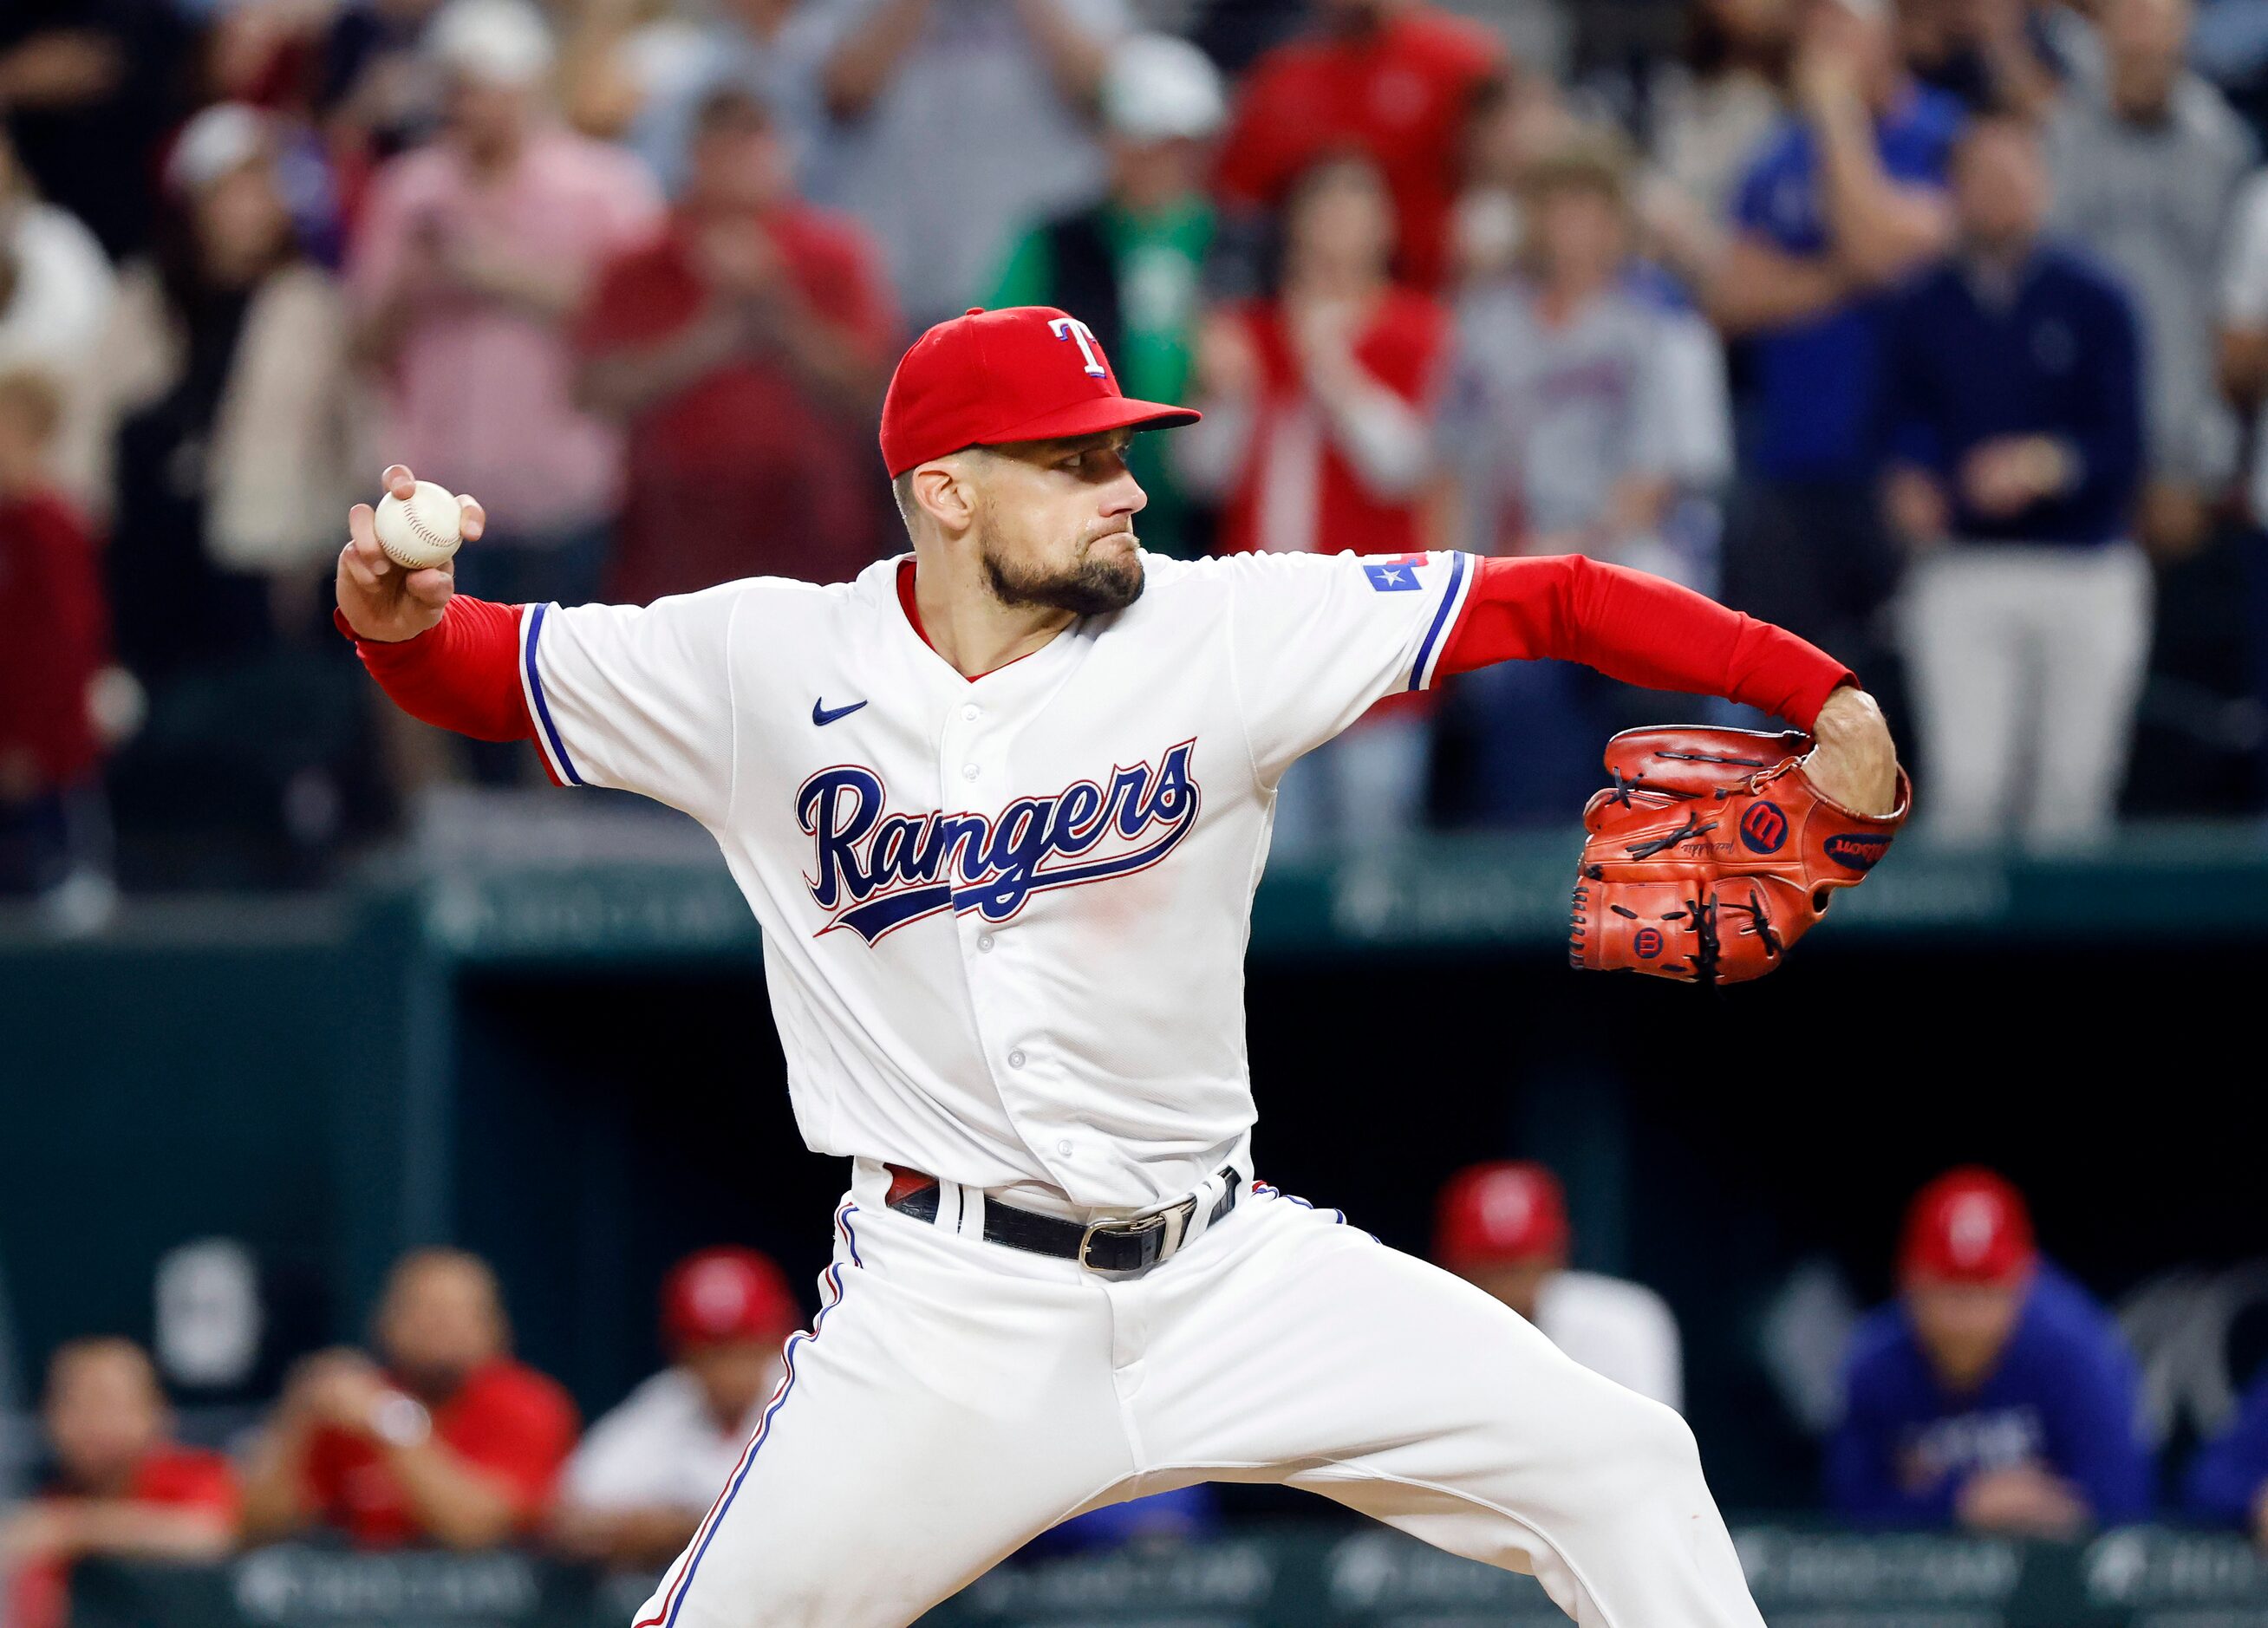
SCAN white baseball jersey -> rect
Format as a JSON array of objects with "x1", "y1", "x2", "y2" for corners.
[
  {"x1": 563, "y1": 1367, "x2": 778, "y2": 1513},
  {"x1": 519, "y1": 547, "x2": 1476, "y2": 1211}
]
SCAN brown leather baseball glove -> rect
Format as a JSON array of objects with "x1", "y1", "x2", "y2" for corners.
[{"x1": 1569, "y1": 726, "x2": 1911, "y2": 985}]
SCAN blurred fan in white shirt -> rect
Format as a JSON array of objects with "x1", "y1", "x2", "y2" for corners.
[
  {"x1": 1435, "y1": 1161, "x2": 1684, "y2": 1413},
  {"x1": 551, "y1": 1248, "x2": 800, "y2": 1570}
]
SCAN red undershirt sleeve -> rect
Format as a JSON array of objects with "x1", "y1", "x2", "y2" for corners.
[
  {"x1": 335, "y1": 596, "x2": 535, "y2": 745},
  {"x1": 1434, "y1": 554, "x2": 1854, "y2": 729}
]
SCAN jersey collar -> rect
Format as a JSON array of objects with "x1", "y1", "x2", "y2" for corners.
[{"x1": 893, "y1": 557, "x2": 1072, "y2": 686}]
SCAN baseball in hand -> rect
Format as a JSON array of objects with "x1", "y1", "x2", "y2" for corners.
[{"x1": 374, "y1": 480, "x2": 465, "y2": 570}]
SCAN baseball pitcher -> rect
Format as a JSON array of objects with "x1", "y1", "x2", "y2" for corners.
[{"x1": 336, "y1": 306, "x2": 1906, "y2": 1626}]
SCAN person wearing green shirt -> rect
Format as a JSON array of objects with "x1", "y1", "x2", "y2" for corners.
[{"x1": 987, "y1": 34, "x2": 1223, "y2": 557}]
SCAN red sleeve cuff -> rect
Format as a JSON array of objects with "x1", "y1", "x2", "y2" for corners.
[{"x1": 339, "y1": 597, "x2": 538, "y2": 746}]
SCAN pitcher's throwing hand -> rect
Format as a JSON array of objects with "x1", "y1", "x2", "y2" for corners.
[{"x1": 336, "y1": 466, "x2": 483, "y2": 644}]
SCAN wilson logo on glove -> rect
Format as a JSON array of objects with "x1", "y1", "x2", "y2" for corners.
[
  {"x1": 1737, "y1": 801, "x2": 1789, "y2": 855},
  {"x1": 1567, "y1": 726, "x2": 1911, "y2": 987},
  {"x1": 1824, "y1": 832, "x2": 1893, "y2": 871}
]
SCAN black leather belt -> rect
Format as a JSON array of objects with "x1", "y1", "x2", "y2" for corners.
[{"x1": 886, "y1": 1164, "x2": 1243, "y2": 1273}]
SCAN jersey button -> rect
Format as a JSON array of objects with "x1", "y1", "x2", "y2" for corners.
[
  {"x1": 961, "y1": 762, "x2": 980, "y2": 780},
  {"x1": 977, "y1": 934, "x2": 995, "y2": 953},
  {"x1": 1007, "y1": 1049, "x2": 1026, "y2": 1069},
  {"x1": 961, "y1": 703, "x2": 981, "y2": 721},
  {"x1": 1056, "y1": 1139, "x2": 1072, "y2": 1156}
]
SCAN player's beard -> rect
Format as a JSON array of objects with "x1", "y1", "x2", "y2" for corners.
[{"x1": 981, "y1": 527, "x2": 1144, "y2": 616}]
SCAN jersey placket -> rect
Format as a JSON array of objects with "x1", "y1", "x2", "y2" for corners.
[{"x1": 930, "y1": 638, "x2": 1091, "y2": 1196}]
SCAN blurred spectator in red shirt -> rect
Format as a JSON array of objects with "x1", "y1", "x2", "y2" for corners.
[
  {"x1": 551, "y1": 1247, "x2": 800, "y2": 1570},
  {"x1": 577, "y1": 86, "x2": 895, "y2": 602},
  {"x1": 1215, "y1": 0, "x2": 1503, "y2": 292},
  {"x1": 241, "y1": 1248, "x2": 578, "y2": 1551},
  {"x1": 349, "y1": 0, "x2": 662, "y2": 616},
  {"x1": 0, "y1": 367, "x2": 115, "y2": 928},
  {"x1": 1178, "y1": 154, "x2": 1449, "y2": 855},
  {"x1": 1, "y1": 1338, "x2": 239, "y2": 1628},
  {"x1": 1180, "y1": 154, "x2": 1450, "y2": 561}
]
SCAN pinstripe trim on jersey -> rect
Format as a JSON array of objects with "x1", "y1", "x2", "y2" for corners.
[
  {"x1": 1409, "y1": 550, "x2": 1474, "y2": 692},
  {"x1": 636, "y1": 1201, "x2": 863, "y2": 1628},
  {"x1": 518, "y1": 602, "x2": 583, "y2": 787}
]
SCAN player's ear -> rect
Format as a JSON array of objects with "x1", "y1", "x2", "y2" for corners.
[{"x1": 909, "y1": 458, "x2": 978, "y2": 536}]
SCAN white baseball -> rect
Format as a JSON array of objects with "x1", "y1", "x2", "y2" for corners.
[{"x1": 374, "y1": 480, "x2": 465, "y2": 570}]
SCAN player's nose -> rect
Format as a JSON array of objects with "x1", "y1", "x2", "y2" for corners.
[{"x1": 1102, "y1": 468, "x2": 1148, "y2": 518}]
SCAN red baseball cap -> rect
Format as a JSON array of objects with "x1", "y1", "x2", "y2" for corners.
[
  {"x1": 1435, "y1": 1162, "x2": 1572, "y2": 1272},
  {"x1": 1898, "y1": 1168, "x2": 2038, "y2": 1286},
  {"x1": 879, "y1": 305, "x2": 1200, "y2": 477},
  {"x1": 661, "y1": 1247, "x2": 797, "y2": 1351}
]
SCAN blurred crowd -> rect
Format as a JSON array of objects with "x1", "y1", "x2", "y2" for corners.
[
  {"x1": 8, "y1": 0, "x2": 2268, "y2": 920},
  {"x1": 9, "y1": 1165, "x2": 2268, "y2": 1624}
]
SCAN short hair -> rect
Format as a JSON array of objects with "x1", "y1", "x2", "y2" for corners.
[
  {"x1": 1287, "y1": 148, "x2": 1391, "y2": 212},
  {"x1": 45, "y1": 1336, "x2": 159, "y2": 1402},
  {"x1": 694, "y1": 84, "x2": 773, "y2": 137},
  {"x1": 0, "y1": 368, "x2": 66, "y2": 447},
  {"x1": 1954, "y1": 107, "x2": 2043, "y2": 155},
  {"x1": 1521, "y1": 130, "x2": 1635, "y2": 212},
  {"x1": 381, "y1": 1247, "x2": 505, "y2": 1322}
]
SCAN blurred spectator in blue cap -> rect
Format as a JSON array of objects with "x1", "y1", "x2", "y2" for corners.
[
  {"x1": 988, "y1": 34, "x2": 1226, "y2": 558},
  {"x1": 1829, "y1": 1169, "x2": 2151, "y2": 1535},
  {"x1": 1881, "y1": 111, "x2": 2147, "y2": 851}
]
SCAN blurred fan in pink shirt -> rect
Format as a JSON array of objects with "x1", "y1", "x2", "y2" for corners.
[{"x1": 348, "y1": 0, "x2": 663, "y2": 615}]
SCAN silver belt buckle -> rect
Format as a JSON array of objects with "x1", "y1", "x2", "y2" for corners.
[{"x1": 1079, "y1": 1195, "x2": 1195, "y2": 1272}]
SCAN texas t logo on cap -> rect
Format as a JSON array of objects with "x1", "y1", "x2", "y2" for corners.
[{"x1": 879, "y1": 306, "x2": 1202, "y2": 477}]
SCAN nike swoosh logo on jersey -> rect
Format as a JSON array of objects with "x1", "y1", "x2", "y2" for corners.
[{"x1": 811, "y1": 698, "x2": 869, "y2": 727}]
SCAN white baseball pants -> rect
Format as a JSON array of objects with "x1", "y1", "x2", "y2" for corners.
[
  {"x1": 1899, "y1": 540, "x2": 2153, "y2": 850},
  {"x1": 633, "y1": 1164, "x2": 1764, "y2": 1628}
]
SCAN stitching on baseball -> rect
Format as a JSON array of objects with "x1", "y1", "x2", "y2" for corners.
[{"x1": 403, "y1": 504, "x2": 453, "y2": 546}]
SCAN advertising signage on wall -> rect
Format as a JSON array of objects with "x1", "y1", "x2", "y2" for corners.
[{"x1": 65, "y1": 1525, "x2": 2268, "y2": 1628}]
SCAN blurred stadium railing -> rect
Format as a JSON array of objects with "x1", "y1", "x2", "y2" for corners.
[{"x1": 63, "y1": 1521, "x2": 2268, "y2": 1627}]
